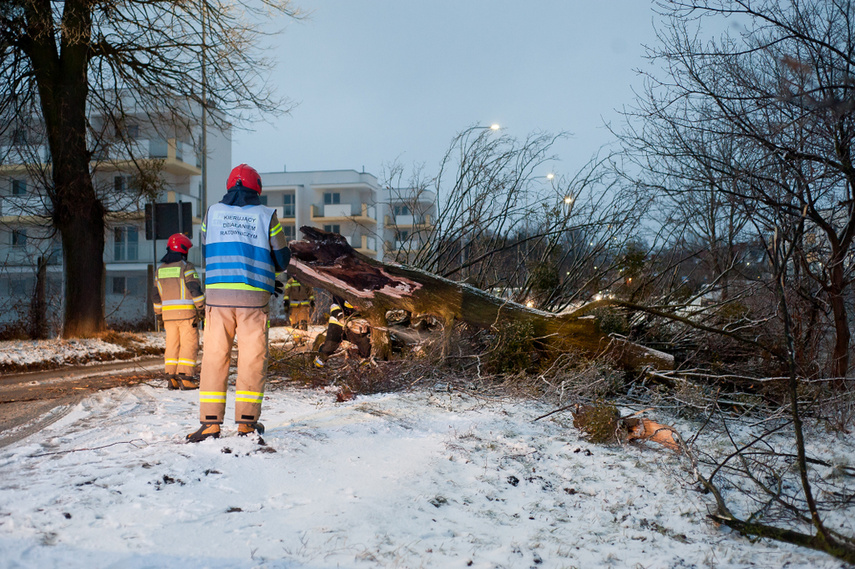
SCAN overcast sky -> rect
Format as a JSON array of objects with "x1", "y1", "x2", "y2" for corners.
[{"x1": 232, "y1": 1, "x2": 662, "y2": 183}]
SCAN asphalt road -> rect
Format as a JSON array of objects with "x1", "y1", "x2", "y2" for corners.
[{"x1": 0, "y1": 356, "x2": 164, "y2": 449}]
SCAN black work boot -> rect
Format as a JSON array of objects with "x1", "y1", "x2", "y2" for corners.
[
  {"x1": 237, "y1": 422, "x2": 266, "y2": 445},
  {"x1": 237, "y1": 422, "x2": 265, "y2": 436},
  {"x1": 177, "y1": 374, "x2": 199, "y2": 390},
  {"x1": 186, "y1": 423, "x2": 221, "y2": 443},
  {"x1": 166, "y1": 375, "x2": 180, "y2": 390}
]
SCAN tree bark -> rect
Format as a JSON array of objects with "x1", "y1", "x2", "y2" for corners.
[
  {"x1": 288, "y1": 227, "x2": 674, "y2": 370},
  {"x1": 26, "y1": 0, "x2": 106, "y2": 337}
]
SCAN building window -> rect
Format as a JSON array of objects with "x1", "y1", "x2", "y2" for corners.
[
  {"x1": 111, "y1": 275, "x2": 142, "y2": 295},
  {"x1": 12, "y1": 179, "x2": 26, "y2": 196},
  {"x1": 396, "y1": 230, "x2": 410, "y2": 241},
  {"x1": 12, "y1": 129, "x2": 26, "y2": 146},
  {"x1": 114, "y1": 226, "x2": 139, "y2": 261},
  {"x1": 282, "y1": 194, "x2": 295, "y2": 217},
  {"x1": 323, "y1": 224, "x2": 340, "y2": 234},
  {"x1": 394, "y1": 205, "x2": 410, "y2": 216},
  {"x1": 323, "y1": 192, "x2": 340, "y2": 205},
  {"x1": 127, "y1": 124, "x2": 139, "y2": 139},
  {"x1": 9, "y1": 277, "x2": 32, "y2": 297},
  {"x1": 11, "y1": 229, "x2": 27, "y2": 247},
  {"x1": 112, "y1": 276, "x2": 127, "y2": 295},
  {"x1": 114, "y1": 176, "x2": 126, "y2": 193},
  {"x1": 49, "y1": 238, "x2": 62, "y2": 264},
  {"x1": 283, "y1": 224, "x2": 296, "y2": 241}
]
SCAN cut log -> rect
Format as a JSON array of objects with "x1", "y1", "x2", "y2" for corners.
[
  {"x1": 570, "y1": 403, "x2": 681, "y2": 452},
  {"x1": 287, "y1": 227, "x2": 674, "y2": 371}
]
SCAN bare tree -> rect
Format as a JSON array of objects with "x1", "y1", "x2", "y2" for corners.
[
  {"x1": 615, "y1": 1, "x2": 855, "y2": 561},
  {"x1": 621, "y1": 0, "x2": 855, "y2": 379},
  {"x1": 0, "y1": 0, "x2": 300, "y2": 336},
  {"x1": 383, "y1": 126, "x2": 652, "y2": 312}
]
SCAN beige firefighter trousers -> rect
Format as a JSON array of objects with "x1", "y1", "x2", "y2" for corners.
[
  {"x1": 163, "y1": 318, "x2": 199, "y2": 376},
  {"x1": 198, "y1": 305, "x2": 269, "y2": 425}
]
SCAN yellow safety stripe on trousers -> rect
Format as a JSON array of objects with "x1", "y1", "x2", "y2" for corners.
[
  {"x1": 200, "y1": 391, "x2": 227, "y2": 403},
  {"x1": 165, "y1": 358, "x2": 179, "y2": 365},
  {"x1": 177, "y1": 358, "x2": 197, "y2": 366},
  {"x1": 235, "y1": 390, "x2": 264, "y2": 403}
]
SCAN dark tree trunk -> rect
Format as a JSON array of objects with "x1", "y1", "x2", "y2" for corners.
[
  {"x1": 289, "y1": 227, "x2": 674, "y2": 370},
  {"x1": 27, "y1": 0, "x2": 106, "y2": 337}
]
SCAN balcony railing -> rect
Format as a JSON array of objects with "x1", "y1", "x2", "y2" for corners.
[
  {"x1": 0, "y1": 145, "x2": 51, "y2": 165},
  {"x1": 384, "y1": 214, "x2": 432, "y2": 227},
  {"x1": 312, "y1": 203, "x2": 377, "y2": 221}
]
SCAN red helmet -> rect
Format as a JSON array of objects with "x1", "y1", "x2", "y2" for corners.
[
  {"x1": 227, "y1": 163, "x2": 262, "y2": 194},
  {"x1": 167, "y1": 233, "x2": 193, "y2": 254}
]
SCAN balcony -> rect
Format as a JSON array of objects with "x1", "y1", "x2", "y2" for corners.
[
  {"x1": 349, "y1": 235, "x2": 377, "y2": 257},
  {"x1": 311, "y1": 203, "x2": 377, "y2": 224},
  {"x1": 93, "y1": 138, "x2": 201, "y2": 176},
  {"x1": 384, "y1": 214, "x2": 433, "y2": 229},
  {"x1": 0, "y1": 145, "x2": 51, "y2": 173},
  {"x1": 0, "y1": 195, "x2": 50, "y2": 221}
]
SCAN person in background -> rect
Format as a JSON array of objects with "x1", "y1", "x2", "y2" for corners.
[
  {"x1": 283, "y1": 272, "x2": 315, "y2": 331},
  {"x1": 152, "y1": 233, "x2": 205, "y2": 390},
  {"x1": 187, "y1": 164, "x2": 291, "y2": 443},
  {"x1": 313, "y1": 296, "x2": 371, "y2": 368}
]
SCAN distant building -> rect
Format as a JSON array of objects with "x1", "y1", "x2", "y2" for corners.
[
  {"x1": 255, "y1": 169, "x2": 436, "y2": 264},
  {"x1": 0, "y1": 100, "x2": 230, "y2": 333}
]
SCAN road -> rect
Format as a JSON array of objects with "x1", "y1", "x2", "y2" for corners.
[{"x1": 0, "y1": 356, "x2": 164, "y2": 449}]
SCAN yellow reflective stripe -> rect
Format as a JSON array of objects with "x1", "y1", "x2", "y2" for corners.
[
  {"x1": 162, "y1": 304, "x2": 196, "y2": 311},
  {"x1": 200, "y1": 391, "x2": 227, "y2": 403},
  {"x1": 329, "y1": 316, "x2": 343, "y2": 327},
  {"x1": 184, "y1": 269, "x2": 199, "y2": 278},
  {"x1": 165, "y1": 359, "x2": 179, "y2": 365},
  {"x1": 206, "y1": 283, "x2": 268, "y2": 292},
  {"x1": 269, "y1": 223, "x2": 283, "y2": 237},
  {"x1": 158, "y1": 267, "x2": 182, "y2": 279},
  {"x1": 177, "y1": 359, "x2": 197, "y2": 365},
  {"x1": 235, "y1": 391, "x2": 264, "y2": 403}
]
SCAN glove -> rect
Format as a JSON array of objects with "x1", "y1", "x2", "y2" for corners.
[{"x1": 273, "y1": 280, "x2": 284, "y2": 298}]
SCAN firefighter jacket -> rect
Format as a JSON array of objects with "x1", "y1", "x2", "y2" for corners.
[
  {"x1": 284, "y1": 277, "x2": 314, "y2": 313},
  {"x1": 202, "y1": 188, "x2": 291, "y2": 308},
  {"x1": 153, "y1": 259, "x2": 205, "y2": 321}
]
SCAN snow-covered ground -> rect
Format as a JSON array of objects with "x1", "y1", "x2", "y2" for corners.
[{"x1": 0, "y1": 331, "x2": 851, "y2": 568}]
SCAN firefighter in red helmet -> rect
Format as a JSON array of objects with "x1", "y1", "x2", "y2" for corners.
[
  {"x1": 187, "y1": 163, "x2": 291, "y2": 443},
  {"x1": 153, "y1": 233, "x2": 205, "y2": 389}
]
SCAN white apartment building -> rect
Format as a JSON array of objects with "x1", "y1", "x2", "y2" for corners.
[
  {"x1": 257, "y1": 169, "x2": 383, "y2": 260},
  {"x1": 249, "y1": 169, "x2": 437, "y2": 266},
  {"x1": 382, "y1": 186, "x2": 437, "y2": 265},
  {"x1": 0, "y1": 103, "x2": 230, "y2": 333}
]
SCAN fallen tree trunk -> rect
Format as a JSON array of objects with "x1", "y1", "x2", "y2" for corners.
[{"x1": 287, "y1": 227, "x2": 673, "y2": 371}]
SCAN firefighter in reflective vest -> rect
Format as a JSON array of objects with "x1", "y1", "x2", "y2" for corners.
[
  {"x1": 313, "y1": 296, "x2": 371, "y2": 368},
  {"x1": 187, "y1": 164, "x2": 291, "y2": 443},
  {"x1": 153, "y1": 233, "x2": 205, "y2": 390},
  {"x1": 284, "y1": 273, "x2": 314, "y2": 330}
]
